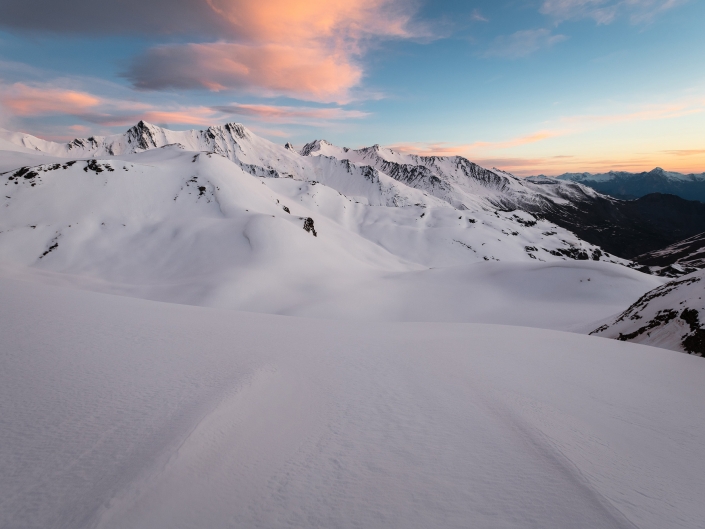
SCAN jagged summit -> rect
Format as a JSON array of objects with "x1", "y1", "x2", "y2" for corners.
[{"x1": 299, "y1": 139, "x2": 334, "y2": 157}]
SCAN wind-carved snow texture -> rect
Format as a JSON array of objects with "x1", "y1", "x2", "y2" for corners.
[
  {"x1": 0, "y1": 121, "x2": 669, "y2": 332},
  {"x1": 1, "y1": 278, "x2": 705, "y2": 529},
  {"x1": 592, "y1": 269, "x2": 705, "y2": 355}
]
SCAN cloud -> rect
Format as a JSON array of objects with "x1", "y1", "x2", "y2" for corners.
[
  {"x1": 0, "y1": 81, "x2": 372, "y2": 131},
  {"x1": 388, "y1": 131, "x2": 565, "y2": 157},
  {"x1": 0, "y1": 82, "x2": 218, "y2": 127},
  {"x1": 482, "y1": 29, "x2": 567, "y2": 58},
  {"x1": 214, "y1": 103, "x2": 369, "y2": 122},
  {"x1": 126, "y1": 43, "x2": 363, "y2": 103},
  {"x1": 662, "y1": 149, "x2": 705, "y2": 156},
  {"x1": 540, "y1": 0, "x2": 690, "y2": 24},
  {"x1": 0, "y1": 1, "x2": 424, "y2": 103},
  {"x1": 124, "y1": 0, "x2": 421, "y2": 102},
  {"x1": 0, "y1": 83, "x2": 101, "y2": 115},
  {"x1": 470, "y1": 9, "x2": 489, "y2": 22},
  {"x1": 560, "y1": 98, "x2": 705, "y2": 125},
  {"x1": 0, "y1": 0, "x2": 226, "y2": 35}
]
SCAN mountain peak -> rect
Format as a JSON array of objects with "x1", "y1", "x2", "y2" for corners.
[{"x1": 299, "y1": 139, "x2": 332, "y2": 157}]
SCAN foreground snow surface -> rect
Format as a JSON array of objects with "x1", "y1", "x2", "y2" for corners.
[{"x1": 2, "y1": 278, "x2": 704, "y2": 529}]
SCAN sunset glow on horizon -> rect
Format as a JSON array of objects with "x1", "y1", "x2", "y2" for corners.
[{"x1": 0, "y1": 0, "x2": 702, "y2": 176}]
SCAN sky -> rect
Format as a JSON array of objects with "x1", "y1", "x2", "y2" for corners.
[{"x1": 0, "y1": 0, "x2": 703, "y2": 175}]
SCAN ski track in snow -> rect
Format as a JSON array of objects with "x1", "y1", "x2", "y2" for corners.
[{"x1": 1, "y1": 278, "x2": 703, "y2": 529}]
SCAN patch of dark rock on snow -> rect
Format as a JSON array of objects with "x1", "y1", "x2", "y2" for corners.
[
  {"x1": 303, "y1": 218, "x2": 317, "y2": 237},
  {"x1": 680, "y1": 308, "x2": 705, "y2": 356},
  {"x1": 40, "y1": 242, "x2": 58, "y2": 258},
  {"x1": 283, "y1": 206, "x2": 290, "y2": 214},
  {"x1": 84, "y1": 160, "x2": 112, "y2": 174}
]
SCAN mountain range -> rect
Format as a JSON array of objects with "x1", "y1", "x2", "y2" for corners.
[
  {"x1": 0, "y1": 120, "x2": 702, "y2": 342},
  {"x1": 548, "y1": 168, "x2": 705, "y2": 202},
  {"x1": 3, "y1": 120, "x2": 705, "y2": 528}
]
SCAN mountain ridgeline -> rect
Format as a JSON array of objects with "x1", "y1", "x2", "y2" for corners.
[
  {"x1": 2, "y1": 121, "x2": 705, "y2": 266},
  {"x1": 553, "y1": 167, "x2": 705, "y2": 202}
]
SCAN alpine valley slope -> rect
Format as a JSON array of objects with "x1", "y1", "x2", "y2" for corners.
[
  {"x1": 1, "y1": 277, "x2": 704, "y2": 529},
  {"x1": 592, "y1": 269, "x2": 705, "y2": 355},
  {"x1": 0, "y1": 122, "x2": 663, "y2": 329}
]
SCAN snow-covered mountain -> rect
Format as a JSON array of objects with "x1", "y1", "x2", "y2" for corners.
[
  {"x1": 552, "y1": 167, "x2": 705, "y2": 202},
  {"x1": 4, "y1": 123, "x2": 705, "y2": 529},
  {"x1": 5, "y1": 122, "x2": 705, "y2": 261},
  {"x1": 636, "y1": 232, "x2": 705, "y2": 273},
  {"x1": 0, "y1": 121, "x2": 668, "y2": 329},
  {"x1": 592, "y1": 270, "x2": 705, "y2": 355}
]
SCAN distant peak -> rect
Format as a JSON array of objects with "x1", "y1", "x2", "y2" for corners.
[
  {"x1": 299, "y1": 139, "x2": 331, "y2": 157},
  {"x1": 131, "y1": 120, "x2": 159, "y2": 131}
]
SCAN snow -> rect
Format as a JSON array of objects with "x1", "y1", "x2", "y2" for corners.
[
  {"x1": 592, "y1": 269, "x2": 705, "y2": 353},
  {"x1": 1, "y1": 277, "x2": 704, "y2": 529},
  {"x1": 1, "y1": 122, "x2": 703, "y2": 527},
  {"x1": 0, "y1": 145, "x2": 661, "y2": 330}
]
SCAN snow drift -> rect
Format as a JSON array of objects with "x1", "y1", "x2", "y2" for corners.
[{"x1": 1, "y1": 278, "x2": 704, "y2": 529}]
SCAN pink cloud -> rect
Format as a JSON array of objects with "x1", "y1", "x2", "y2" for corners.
[
  {"x1": 0, "y1": 83, "x2": 101, "y2": 116},
  {"x1": 129, "y1": 43, "x2": 364, "y2": 103},
  {"x1": 0, "y1": 82, "x2": 220, "y2": 128},
  {"x1": 388, "y1": 130, "x2": 565, "y2": 157},
  {"x1": 126, "y1": 0, "x2": 422, "y2": 102},
  {"x1": 215, "y1": 102, "x2": 369, "y2": 122}
]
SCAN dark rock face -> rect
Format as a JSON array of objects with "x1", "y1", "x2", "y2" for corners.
[
  {"x1": 635, "y1": 232, "x2": 705, "y2": 268},
  {"x1": 303, "y1": 218, "x2": 317, "y2": 237},
  {"x1": 533, "y1": 192, "x2": 705, "y2": 259}
]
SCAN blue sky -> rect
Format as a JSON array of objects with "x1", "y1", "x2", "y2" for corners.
[{"x1": 0, "y1": 0, "x2": 703, "y2": 174}]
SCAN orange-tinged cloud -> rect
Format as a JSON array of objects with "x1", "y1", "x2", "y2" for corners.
[
  {"x1": 215, "y1": 102, "x2": 369, "y2": 122},
  {"x1": 388, "y1": 130, "x2": 565, "y2": 157},
  {"x1": 1, "y1": 83, "x2": 101, "y2": 116},
  {"x1": 206, "y1": 0, "x2": 413, "y2": 46},
  {"x1": 0, "y1": 83, "x2": 221, "y2": 128},
  {"x1": 127, "y1": 0, "x2": 420, "y2": 102},
  {"x1": 129, "y1": 43, "x2": 363, "y2": 102}
]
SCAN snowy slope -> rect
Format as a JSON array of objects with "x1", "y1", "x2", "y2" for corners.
[
  {"x1": 300, "y1": 139, "x2": 605, "y2": 213},
  {"x1": 591, "y1": 269, "x2": 705, "y2": 355},
  {"x1": 1, "y1": 278, "x2": 704, "y2": 529},
  {"x1": 636, "y1": 231, "x2": 705, "y2": 272},
  {"x1": 0, "y1": 139, "x2": 664, "y2": 330}
]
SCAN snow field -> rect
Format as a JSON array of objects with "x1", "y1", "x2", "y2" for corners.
[{"x1": 1, "y1": 278, "x2": 703, "y2": 529}]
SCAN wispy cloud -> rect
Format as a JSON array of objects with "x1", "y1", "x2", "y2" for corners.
[
  {"x1": 388, "y1": 130, "x2": 566, "y2": 156},
  {"x1": 214, "y1": 103, "x2": 369, "y2": 123},
  {"x1": 482, "y1": 29, "x2": 567, "y2": 58},
  {"x1": 540, "y1": 0, "x2": 690, "y2": 24},
  {"x1": 0, "y1": 81, "x2": 374, "y2": 132},
  {"x1": 663, "y1": 149, "x2": 705, "y2": 156},
  {"x1": 560, "y1": 97, "x2": 705, "y2": 126},
  {"x1": 1, "y1": 83, "x2": 101, "y2": 116},
  {"x1": 470, "y1": 9, "x2": 489, "y2": 22},
  {"x1": 0, "y1": 82, "x2": 219, "y2": 127},
  {"x1": 386, "y1": 93, "x2": 705, "y2": 175}
]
